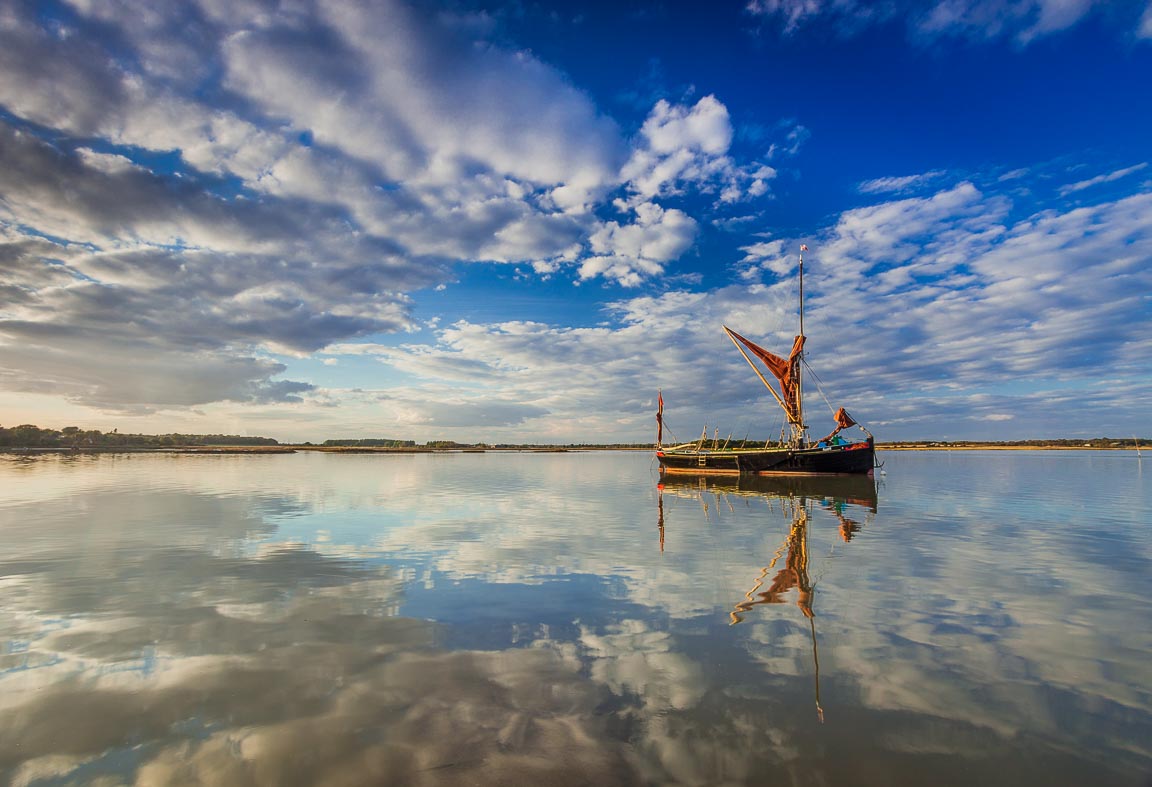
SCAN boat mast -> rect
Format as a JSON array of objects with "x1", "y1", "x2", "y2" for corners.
[
  {"x1": 799, "y1": 245, "x2": 805, "y2": 339},
  {"x1": 795, "y1": 245, "x2": 808, "y2": 447}
]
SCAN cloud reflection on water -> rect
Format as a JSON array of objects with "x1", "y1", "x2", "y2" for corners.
[{"x1": 0, "y1": 451, "x2": 1149, "y2": 785}]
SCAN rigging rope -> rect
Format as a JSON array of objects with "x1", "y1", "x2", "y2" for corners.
[{"x1": 802, "y1": 359, "x2": 840, "y2": 419}]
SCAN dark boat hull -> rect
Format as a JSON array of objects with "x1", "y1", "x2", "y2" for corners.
[{"x1": 656, "y1": 439, "x2": 874, "y2": 476}]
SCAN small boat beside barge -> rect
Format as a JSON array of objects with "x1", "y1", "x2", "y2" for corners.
[{"x1": 656, "y1": 245, "x2": 875, "y2": 476}]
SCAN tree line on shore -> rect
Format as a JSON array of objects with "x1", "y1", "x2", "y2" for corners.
[
  {"x1": 885, "y1": 437, "x2": 1146, "y2": 448},
  {"x1": 2, "y1": 423, "x2": 1144, "y2": 450},
  {"x1": 322, "y1": 439, "x2": 417, "y2": 447},
  {"x1": 0, "y1": 424, "x2": 279, "y2": 448}
]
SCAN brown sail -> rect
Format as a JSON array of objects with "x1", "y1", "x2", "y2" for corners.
[{"x1": 724, "y1": 327, "x2": 805, "y2": 424}]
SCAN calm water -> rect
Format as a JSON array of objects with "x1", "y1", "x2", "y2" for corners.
[{"x1": 0, "y1": 450, "x2": 1149, "y2": 786}]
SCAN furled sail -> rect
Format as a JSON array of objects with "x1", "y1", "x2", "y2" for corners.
[
  {"x1": 819, "y1": 407, "x2": 857, "y2": 444},
  {"x1": 724, "y1": 327, "x2": 805, "y2": 424},
  {"x1": 656, "y1": 390, "x2": 664, "y2": 444}
]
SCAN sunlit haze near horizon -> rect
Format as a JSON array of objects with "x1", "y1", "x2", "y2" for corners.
[{"x1": 1, "y1": 0, "x2": 1150, "y2": 443}]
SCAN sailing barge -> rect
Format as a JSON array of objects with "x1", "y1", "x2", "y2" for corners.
[{"x1": 656, "y1": 246, "x2": 875, "y2": 476}]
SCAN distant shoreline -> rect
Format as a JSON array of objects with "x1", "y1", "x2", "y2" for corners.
[{"x1": 5, "y1": 424, "x2": 1143, "y2": 453}]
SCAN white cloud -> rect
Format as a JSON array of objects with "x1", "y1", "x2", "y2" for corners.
[
  {"x1": 621, "y1": 96, "x2": 774, "y2": 205},
  {"x1": 580, "y1": 202, "x2": 698, "y2": 286},
  {"x1": 746, "y1": 0, "x2": 852, "y2": 34},
  {"x1": 858, "y1": 171, "x2": 947, "y2": 195},
  {"x1": 74, "y1": 148, "x2": 145, "y2": 175},
  {"x1": 640, "y1": 95, "x2": 733, "y2": 156},
  {"x1": 322, "y1": 343, "x2": 396, "y2": 357},
  {"x1": 738, "y1": 238, "x2": 795, "y2": 278},
  {"x1": 1058, "y1": 162, "x2": 1149, "y2": 196},
  {"x1": 766, "y1": 122, "x2": 811, "y2": 159},
  {"x1": 746, "y1": 0, "x2": 1143, "y2": 43}
]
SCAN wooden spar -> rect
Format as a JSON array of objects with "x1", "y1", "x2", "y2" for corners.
[{"x1": 724, "y1": 326, "x2": 790, "y2": 415}]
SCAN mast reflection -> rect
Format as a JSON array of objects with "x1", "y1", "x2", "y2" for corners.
[{"x1": 657, "y1": 474, "x2": 878, "y2": 722}]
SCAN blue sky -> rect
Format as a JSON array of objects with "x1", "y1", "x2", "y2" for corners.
[{"x1": 1, "y1": 0, "x2": 1150, "y2": 443}]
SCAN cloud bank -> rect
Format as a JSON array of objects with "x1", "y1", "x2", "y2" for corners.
[{"x1": 0, "y1": 0, "x2": 765, "y2": 414}]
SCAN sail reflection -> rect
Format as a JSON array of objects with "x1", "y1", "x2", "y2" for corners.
[{"x1": 658, "y1": 475, "x2": 878, "y2": 722}]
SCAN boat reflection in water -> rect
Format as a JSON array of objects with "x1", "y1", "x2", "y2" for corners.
[{"x1": 657, "y1": 474, "x2": 877, "y2": 723}]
